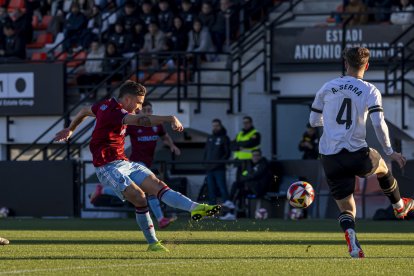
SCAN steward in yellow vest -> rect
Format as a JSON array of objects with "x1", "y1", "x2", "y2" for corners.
[{"x1": 232, "y1": 116, "x2": 261, "y2": 160}]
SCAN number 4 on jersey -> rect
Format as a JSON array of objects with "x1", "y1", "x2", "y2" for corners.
[{"x1": 336, "y1": 98, "x2": 352, "y2": 129}]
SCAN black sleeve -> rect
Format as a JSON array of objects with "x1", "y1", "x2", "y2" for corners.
[
  {"x1": 223, "y1": 135, "x2": 231, "y2": 160},
  {"x1": 237, "y1": 132, "x2": 261, "y2": 148}
]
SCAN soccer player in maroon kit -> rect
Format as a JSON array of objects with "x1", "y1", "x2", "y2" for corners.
[
  {"x1": 126, "y1": 101, "x2": 181, "y2": 229},
  {"x1": 55, "y1": 81, "x2": 220, "y2": 252}
]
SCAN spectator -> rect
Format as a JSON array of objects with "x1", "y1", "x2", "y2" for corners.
[
  {"x1": 342, "y1": 0, "x2": 369, "y2": 26},
  {"x1": 232, "y1": 116, "x2": 261, "y2": 162},
  {"x1": 211, "y1": 0, "x2": 238, "y2": 52},
  {"x1": 390, "y1": 0, "x2": 414, "y2": 26},
  {"x1": 221, "y1": 149, "x2": 272, "y2": 221},
  {"x1": 141, "y1": 0, "x2": 157, "y2": 26},
  {"x1": 107, "y1": 21, "x2": 127, "y2": 53},
  {"x1": 0, "y1": 6, "x2": 11, "y2": 42},
  {"x1": 102, "y1": 0, "x2": 118, "y2": 26},
  {"x1": 120, "y1": 0, "x2": 139, "y2": 32},
  {"x1": 198, "y1": 1, "x2": 216, "y2": 30},
  {"x1": 365, "y1": 0, "x2": 392, "y2": 22},
  {"x1": 11, "y1": 8, "x2": 33, "y2": 43},
  {"x1": 298, "y1": 123, "x2": 319, "y2": 160},
  {"x1": 180, "y1": 0, "x2": 197, "y2": 31},
  {"x1": 125, "y1": 21, "x2": 145, "y2": 54},
  {"x1": 187, "y1": 19, "x2": 215, "y2": 61},
  {"x1": 76, "y1": 40, "x2": 105, "y2": 100},
  {"x1": 78, "y1": 0, "x2": 95, "y2": 17},
  {"x1": 102, "y1": 42, "x2": 123, "y2": 83},
  {"x1": 141, "y1": 22, "x2": 166, "y2": 53},
  {"x1": 203, "y1": 119, "x2": 232, "y2": 206},
  {"x1": 87, "y1": 5, "x2": 108, "y2": 37},
  {"x1": 63, "y1": 2, "x2": 88, "y2": 50},
  {"x1": 167, "y1": 16, "x2": 189, "y2": 51},
  {"x1": 158, "y1": 0, "x2": 174, "y2": 33},
  {"x1": 0, "y1": 23, "x2": 26, "y2": 61}
]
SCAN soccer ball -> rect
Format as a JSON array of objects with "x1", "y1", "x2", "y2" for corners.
[
  {"x1": 0, "y1": 207, "x2": 9, "y2": 218},
  {"x1": 286, "y1": 181, "x2": 315, "y2": 208},
  {"x1": 255, "y1": 208, "x2": 268, "y2": 220}
]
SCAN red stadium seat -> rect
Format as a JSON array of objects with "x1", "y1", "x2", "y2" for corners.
[
  {"x1": 7, "y1": 0, "x2": 25, "y2": 12},
  {"x1": 67, "y1": 51, "x2": 87, "y2": 67},
  {"x1": 38, "y1": 15, "x2": 53, "y2": 30},
  {"x1": 27, "y1": 32, "x2": 53, "y2": 49},
  {"x1": 144, "y1": 73, "x2": 169, "y2": 85},
  {"x1": 165, "y1": 72, "x2": 186, "y2": 84},
  {"x1": 31, "y1": 52, "x2": 47, "y2": 61}
]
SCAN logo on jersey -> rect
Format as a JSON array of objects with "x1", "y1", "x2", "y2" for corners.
[
  {"x1": 137, "y1": 135, "x2": 159, "y2": 142},
  {"x1": 137, "y1": 129, "x2": 143, "y2": 133},
  {"x1": 100, "y1": 104, "x2": 108, "y2": 111},
  {"x1": 152, "y1": 126, "x2": 158, "y2": 133}
]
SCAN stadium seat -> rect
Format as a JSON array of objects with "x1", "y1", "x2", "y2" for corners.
[
  {"x1": 67, "y1": 51, "x2": 87, "y2": 67},
  {"x1": 27, "y1": 32, "x2": 53, "y2": 49},
  {"x1": 31, "y1": 52, "x2": 47, "y2": 61},
  {"x1": 7, "y1": 0, "x2": 25, "y2": 12},
  {"x1": 33, "y1": 15, "x2": 53, "y2": 30},
  {"x1": 144, "y1": 73, "x2": 169, "y2": 85},
  {"x1": 165, "y1": 72, "x2": 187, "y2": 84}
]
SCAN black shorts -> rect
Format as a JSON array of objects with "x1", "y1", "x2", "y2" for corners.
[{"x1": 320, "y1": 147, "x2": 381, "y2": 200}]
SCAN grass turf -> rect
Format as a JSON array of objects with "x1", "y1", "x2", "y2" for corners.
[{"x1": 0, "y1": 218, "x2": 414, "y2": 275}]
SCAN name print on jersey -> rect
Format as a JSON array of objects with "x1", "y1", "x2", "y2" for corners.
[{"x1": 331, "y1": 84, "x2": 362, "y2": 96}]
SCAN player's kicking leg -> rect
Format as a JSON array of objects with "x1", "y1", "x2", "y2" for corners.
[
  {"x1": 374, "y1": 158, "x2": 414, "y2": 219},
  {"x1": 335, "y1": 194, "x2": 364, "y2": 258},
  {"x1": 0, "y1": 237, "x2": 9, "y2": 245},
  {"x1": 141, "y1": 174, "x2": 221, "y2": 221}
]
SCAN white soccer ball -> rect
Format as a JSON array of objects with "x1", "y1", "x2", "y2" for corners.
[
  {"x1": 255, "y1": 208, "x2": 268, "y2": 220},
  {"x1": 0, "y1": 207, "x2": 9, "y2": 218},
  {"x1": 286, "y1": 181, "x2": 315, "y2": 209}
]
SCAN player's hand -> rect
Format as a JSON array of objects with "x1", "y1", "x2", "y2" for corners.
[
  {"x1": 54, "y1": 128, "x2": 73, "y2": 142},
  {"x1": 171, "y1": 145, "x2": 181, "y2": 156},
  {"x1": 389, "y1": 152, "x2": 406, "y2": 168},
  {"x1": 171, "y1": 116, "x2": 184, "y2": 132}
]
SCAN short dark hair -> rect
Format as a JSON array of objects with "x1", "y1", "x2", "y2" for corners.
[
  {"x1": 118, "y1": 81, "x2": 146, "y2": 98},
  {"x1": 343, "y1": 47, "x2": 370, "y2": 70},
  {"x1": 212, "y1": 118, "x2": 222, "y2": 125},
  {"x1": 243, "y1": 116, "x2": 253, "y2": 123},
  {"x1": 143, "y1": 101, "x2": 152, "y2": 107}
]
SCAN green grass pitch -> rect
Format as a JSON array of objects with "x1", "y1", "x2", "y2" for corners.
[{"x1": 0, "y1": 218, "x2": 414, "y2": 275}]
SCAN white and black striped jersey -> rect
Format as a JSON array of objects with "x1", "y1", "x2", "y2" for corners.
[{"x1": 309, "y1": 75, "x2": 393, "y2": 156}]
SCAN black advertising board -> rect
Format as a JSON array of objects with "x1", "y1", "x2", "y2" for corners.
[
  {"x1": 272, "y1": 25, "x2": 407, "y2": 65},
  {"x1": 0, "y1": 63, "x2": 64, "y2": 116}
]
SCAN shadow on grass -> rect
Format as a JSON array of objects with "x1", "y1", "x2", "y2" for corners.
[
  {"x1": 1, "y1": 255, "x2": 413, "y2": 261},
  {"x1": 8, "y1": 239, "x2": 414, "y2": 246}
]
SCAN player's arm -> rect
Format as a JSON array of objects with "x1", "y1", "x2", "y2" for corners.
[
  {"x1": 309, "y1": 84, "x2": 326, "y2": 127},
  {"x1": 54, "y1": 106, "x2": 95, "y2": 142},
  {"x1": 123, "y1": 114, "x2": 184, "y2": 132},
  {"x1": 161, "y1": 133, "x2": 181, "y2": 156},
  {"x1": 368, "y1": 90, "x2": 406, "y2": 167}
]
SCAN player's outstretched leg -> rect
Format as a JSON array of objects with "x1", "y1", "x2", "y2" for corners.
[
  {"x1": 147, "y1": 195, "x2": 176, "y2": 229},
  {"x1": 377, "y1": 171, "x2": 414, "y2": 219},
  {"x1": 338, "y1": 211, "x2": 364, "y2": 258},
  {"x1": 0, "y1": 237, "x2": 9, "y2": 245},
  {"x1": 156, "y1": 185, "x2": 221, "y2": 221}
]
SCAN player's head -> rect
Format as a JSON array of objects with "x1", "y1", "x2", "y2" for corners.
[
  {"x1": 212, "y1": 118, "x2": 223, "y2": 134},
  {"x1": 343, "y1": 47, "x2": 370, "y2": 73},
  {"x1": 141, "y1": 101, "x2": 153, "y2": 115},
  {"x1": 118, "y1": 81, "x2": 147, "y2": 113}
]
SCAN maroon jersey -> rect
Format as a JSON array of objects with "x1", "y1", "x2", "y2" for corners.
[
  {"x1": 126, "y1": 124, "x2": 166, "y2": 167},
  {"x1": 90, "y1": 98, "x2": 129, "y2": 167}
]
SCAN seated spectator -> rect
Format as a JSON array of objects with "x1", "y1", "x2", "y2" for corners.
[
  {"x1": 102, "y1": 42, "x2": 123, "y2": 83},
  {"x1": 87, "y1": 5, "x2": 108, "y2": 36},
  {"x1": 220, "y1": 149, "x2": 272, "y2": 221},
  {"x1": 63, "y1": 2, "x2": 88, "y2": 50},
  {"x1": 167, "y1": 16, "x2": 189, "y2": 51},
  {"x1": 0, "y1": 23, "x2": 26, "y2": 61},
  {"x1": 124, "y1": 21, "x2": 145, "y2": 54},
  {"x1": 390, "y1": 0, "x2": 414, "y2": 26},
  {"x1": 198, "y1": 1, "x2": 216, "y2": 30},
  {"x1": 141, "y1": 0, "x2": 157, "y2": 26},
  {"x1": 211, "y1": 0, "x2": 238, "y2": 53},
  {"x1": 76, "y1": 40, "x2": 105, "y2": 99},
  {"x1": 107, "y1": 21, "x2": 127, "y2": 53},
  {"x1": 187, "y1": 19, "x2": 215, "y2": 61},
  {"x1": 11, "y1": 8, "x2": 33, "y2": 43},
  {"x1": 0, "y1": 6, "x2": 11, "y2": 42},
  {"x1": 120, "y1": 0, "x2": 139, "y2": 32},
  {"x1": 141, "y1": 22, "x2": 166, "y2": 53},
  {"x1": 342, "y1": 0, "x2": 369, "y2": 26},
  {"x1": 298, "y1": 123, "x2": 319, "y2": 160},
  {"x1": 78, "y1": 0, "x2": 94, "y2": 17},
  {"x1": 102, "y1": 0, "x2": 118, "y2": 26},
  {"x1": 158, "y1": 0, "x2": 174, "y2": 33},
  {"x1": 180, "y1": 0, "x2": 197, "y2": 31}
]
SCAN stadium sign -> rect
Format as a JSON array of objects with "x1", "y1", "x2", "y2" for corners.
[
  {"x1": 0, "y1": 63, "x2": 64, "y2": 116},
  {"x1": 273, "y1": 25, "x2": 406, "y2": 64}
]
